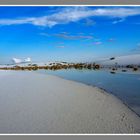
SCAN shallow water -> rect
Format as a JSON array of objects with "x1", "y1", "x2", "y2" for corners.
[{"x1": 38, "y1": 69, "x2": 140, "y2": 116}]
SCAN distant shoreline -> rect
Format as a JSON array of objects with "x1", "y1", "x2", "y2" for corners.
[{"x1": 0, "y1": 62, "x2": 139, "y2": 73}]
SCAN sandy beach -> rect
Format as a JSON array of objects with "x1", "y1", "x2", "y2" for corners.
[{"x1": 0, "y1": 70, "x2": 140, "y2": 133}]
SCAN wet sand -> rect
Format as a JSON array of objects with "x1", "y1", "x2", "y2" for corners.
[{"x1": 0, "y1": 70, "x2": 140, "y2": 133}]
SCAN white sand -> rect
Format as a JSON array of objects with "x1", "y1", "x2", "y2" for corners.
[{"x1": 0, "y1": 70, "x2": 140, "y2": 133}]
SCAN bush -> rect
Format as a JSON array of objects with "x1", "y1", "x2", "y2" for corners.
[{"x1": 133, "y1": 67, "x2": 138, "y2": 71}]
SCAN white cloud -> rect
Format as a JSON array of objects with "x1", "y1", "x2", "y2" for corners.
[
  {"x1": 12, "y1": 57, "x2": 31, "y2": 64},
  {"x1": 112, "y1": 18, "x2": 125, "y2": 24},
  {"x1": 94, "y1": 41, "x2": 102, "y2": 45},
  {"x1": 56, "y1": 46, "x2": 65, "y2": 48},
  {"x1": 12, "y1": 58, "x2": 22, "y2": 64},
  {"x1": 55, "y1": 32, "x2": 93, "y2": 40},
  {"x1": 84, "y1": 19, "x2": 96, "y2": 26},
  {"x1": 0, "y1": 7, "x2": 140, "y2": 27},
  {"x1": 24, "y1": 57, "x2": 31, "y2": 63}
]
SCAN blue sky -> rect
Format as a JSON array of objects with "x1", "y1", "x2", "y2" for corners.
[{"x1": 0, "y1": 6, "x2": 140, "y2": 64}]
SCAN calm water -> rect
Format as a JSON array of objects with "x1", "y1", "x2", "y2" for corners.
[{"x1": 38, "y1": 69, "x2": 140, "y2": 116}]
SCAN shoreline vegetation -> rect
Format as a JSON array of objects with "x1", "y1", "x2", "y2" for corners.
[
  {"x1": 0, "y1": 63, "x2": 100, "y2": 71},
  {"x1": 0, "y1": 62, "x2": 139, "y2": 72}
]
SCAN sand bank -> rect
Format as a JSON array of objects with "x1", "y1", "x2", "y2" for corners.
[{"x1": 0, "y1": 70, "x2": 140, "y2": 133}]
